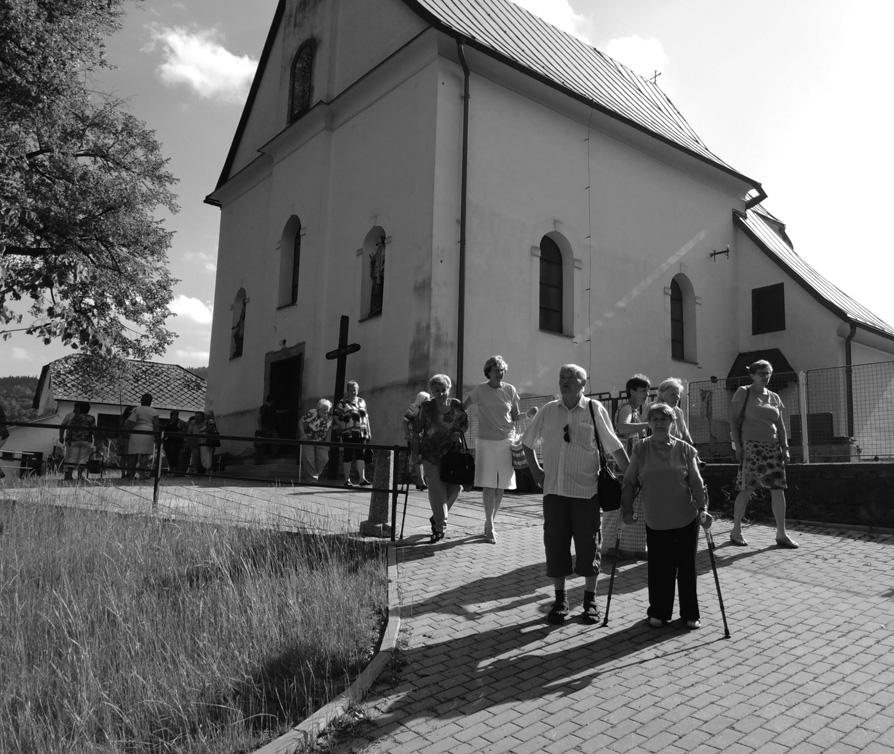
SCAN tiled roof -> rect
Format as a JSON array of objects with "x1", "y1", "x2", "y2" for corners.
[
  {"x1": 735, "y1": 206, "x2": 894, "y2": 340},
  {"x1": 406, "y1": 0, "x2": 759, "y2": 187},
  {"x1": 39, "y1": 356, "x2": 207, "y2": 412}
]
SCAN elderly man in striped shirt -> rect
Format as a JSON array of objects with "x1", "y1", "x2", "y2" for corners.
[{"x1": 523, "y1": 364, "x2": 629, "y2": 625}]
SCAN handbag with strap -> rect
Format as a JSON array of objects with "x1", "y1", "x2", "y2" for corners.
[
  {"x1": 440, "y1": 433, "x2": 475, "y2": 489},
  {"x1": 588, "y1": 400, "x2": 622, "y2": 511}
]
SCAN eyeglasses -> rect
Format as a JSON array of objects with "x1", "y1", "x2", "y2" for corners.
[{"x1": 563, "y1": 424, "x2": 570, "y2": 443}]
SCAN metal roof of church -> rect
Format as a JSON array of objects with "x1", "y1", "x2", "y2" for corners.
[
  {"x1": 407, "y1": 0, "x2": 749, "y2": 179},
  {"x1": 735, "y1": 207, "x2": 894, "y2": 340},
  {"x1": 34, "y1": 356, "x2": 207, "y2": 412},
  {"x1": 212, "y1": 0, "x2": 763, "y2": 195}
]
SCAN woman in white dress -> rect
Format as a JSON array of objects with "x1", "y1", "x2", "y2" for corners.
[{"x1": 463, "y1": 355, "x2": 520, "y2": 544}]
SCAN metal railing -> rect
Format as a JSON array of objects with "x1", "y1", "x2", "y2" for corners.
[{"x1": 0, "y1": 420, "x2": 412, "y2": 541}]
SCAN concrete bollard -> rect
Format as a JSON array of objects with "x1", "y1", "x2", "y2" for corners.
[{"x1": 359, "y1": 448, "x2": 393, "y2": 537}]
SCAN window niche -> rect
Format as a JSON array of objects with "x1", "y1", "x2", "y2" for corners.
[
  {"x1": 360, "y1": 226, "x2": 388, "y2": 319},
  {"x1": 288, "y1": 39, "x2": 316, "y2": 123},
  {"x1": 278, "y1": 216, "x2": 302, "y2": 307}
]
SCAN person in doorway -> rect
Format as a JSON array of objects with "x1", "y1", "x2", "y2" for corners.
[
  {"x1": 335, "y1": 380, "x2": 372, "y2": 487},
  {"x1": 186, "y1": 411, "x2": 207, "y2": 474},
  {"x1": 728, "y1": 359, "x2": 798, "y2": 549},
  {"x1": 59, "y1": 402, "x2": 96, "y2": 481},
  {"x1": 256, "y1": 395, "x2": 278, "y2": 460},
  {"x1": 299, "y1": 399, "x2": 333, "y2": 480},
  {"x1": 522, "y1": 364, "x2": 629, "y2": 625},
  {"x1": 412, "y1": 374, "x2": 468, "y2": 543},
  {"x1": 463, "y1": 355, "x2": 520, "y2": 544},
  {"x1": 200, "y1": 411, "x2": 220, "y2": 476},
  {"x1": 621, "y1": 402, "x2": 712, "y2": 629}
]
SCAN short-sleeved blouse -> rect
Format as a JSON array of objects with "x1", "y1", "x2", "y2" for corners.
[
  {"x1": 417, "y1": 398, "x2": 468, "y2": 465},
  {"x1": 467, "y1": 382, "x2": 519, "y2": 441}
]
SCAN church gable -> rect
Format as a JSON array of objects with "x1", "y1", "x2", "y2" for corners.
[{"x1": 215, "y1": 0, "x2": 428, "y2": 187}]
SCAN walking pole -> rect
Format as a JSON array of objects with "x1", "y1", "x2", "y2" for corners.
[
  {"x1": 601, "y1": 526, "x2": 623, "y2": 627},
  {"x1": 703, "y1": 525, "x2": 731, "y2": 639}
]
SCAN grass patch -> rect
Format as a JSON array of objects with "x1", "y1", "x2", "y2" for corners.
[{"x1": 0, "y1": 491, "x2": 387, "y2": 753}]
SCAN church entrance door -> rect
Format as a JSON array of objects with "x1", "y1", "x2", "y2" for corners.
[{"x1": 268, "y1": 354, "x2": 302, "y2": 447}]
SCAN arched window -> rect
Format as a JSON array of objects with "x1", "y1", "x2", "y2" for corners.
[
  {"x1": 361, "y1": 226, "x2": 387, "y2": 318},
  {"x1": 278, "y1": 216, "x2": 302, "y2": 307},
  {"x1": 539, "y1": 235, "x2": 564, "y2": 333},
  {"x1": 670, "y1": 279, "x2": 684, "y2": 360},
  {"x1": 670, "y1": 273, "x2": 697, "y2": 362},
  {"x1": 289, "y1": 39, "x2": 316, "y2": 123},
  {"x1": 230, "y1": 288, "x2": 247, "y2": 359}
]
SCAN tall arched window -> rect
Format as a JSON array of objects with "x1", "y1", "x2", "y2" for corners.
[
  {"x1": 278, "y1": 216, "x2": 302, "y2": 307},
  {"x1": 289, "y1": 39, "x2": 316, "y2": 123},
  {"x1": 539, "y1": 236, "x2": 563, "y2": 333},
  {"x1": 670, "y1": 273, "x2": 697, "y2": 362},
  {"x1": 670, "y1": 279, "x2": 684, "y2": 360},
  {"x1": 230, "y1": 288, "x2": 247, "y2": 359}
]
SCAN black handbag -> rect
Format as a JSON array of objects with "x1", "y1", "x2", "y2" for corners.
[
  {"x1": 440, "y1": 434, "x2": 475, "y2": 489},
  {"x1": 588, "y1": 400, "x2": 622, "y2": 511}
]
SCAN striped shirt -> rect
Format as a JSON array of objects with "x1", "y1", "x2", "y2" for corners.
[{"x1": 522, "y1": 396, "x2": 623, "y2": 499}]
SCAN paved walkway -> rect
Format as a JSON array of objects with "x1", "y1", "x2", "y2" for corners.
[
  {"x1": 337, "y1": 490, "x2": 894, "y2": 753},
  {"x1": 6, "y1": 479, "x2": 894, "y2": 752}
]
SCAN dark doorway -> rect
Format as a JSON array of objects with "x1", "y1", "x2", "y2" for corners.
[{"x1": 268, "y1": 355, "x2": 302, "y2": 446}]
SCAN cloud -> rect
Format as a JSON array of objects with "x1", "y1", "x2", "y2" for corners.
[
  {"x1": 172, "y1": 349, "x2": 210, "y2": 365},
  {"x1": 601, "y1": 36, "x2": 669, "y2": 78},
  {"x1": 511, "y1": 0, "x2": 592, "y2": 42},
  {"x1": 150, "y1": 26, "x2": 257, "y2": 104},
  {"x1": 170, "y1": 295, "x2": 213, "y2": 325},
  {"x1": 12, "y1": 347, "x2": 29, "y2": 361}
]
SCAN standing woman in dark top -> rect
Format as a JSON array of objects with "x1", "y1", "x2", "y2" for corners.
[
  {"x1": 728, "y1": 359, "x2": 797, "y2": 549},
  {"x1": 412, "y1": 374, "x2": 469, "y2": 543}
]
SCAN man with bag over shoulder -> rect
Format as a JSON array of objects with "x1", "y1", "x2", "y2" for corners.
[{"x1": 523, "y1": 364, "x2": 629, "y2": 625}]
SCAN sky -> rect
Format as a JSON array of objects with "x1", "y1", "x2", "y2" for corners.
[{"x1": 4, "y1": 0, "x2": 893, "y2": 377}]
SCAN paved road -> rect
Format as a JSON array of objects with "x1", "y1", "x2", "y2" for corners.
[{"x1": 6, "y1": 479, "x2": 894, "y2": 752}]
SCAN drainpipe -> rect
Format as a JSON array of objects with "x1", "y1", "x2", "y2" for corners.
[
  {"x1": 455, "y1": 40, "x2": 470, "y2": 399},
  {"x1": 845, "y1": 323, "x2": 856, "y2": 437}
]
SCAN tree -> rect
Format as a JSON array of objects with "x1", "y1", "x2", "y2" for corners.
[{"x1": 0, "y1": 0, "x2": 179, "y2": 360}]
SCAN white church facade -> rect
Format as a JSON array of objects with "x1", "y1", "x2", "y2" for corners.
[{"x1": 205, "y1": 0, "x2": 894, "y2": 446}]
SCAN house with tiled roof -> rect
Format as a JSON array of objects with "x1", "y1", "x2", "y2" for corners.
[
  {"x1": 203, "y1": 0, "x2": 894, "y2": 447},
  {"x1": 1, "y1": 356, "x2": 206, "y2": 459}
]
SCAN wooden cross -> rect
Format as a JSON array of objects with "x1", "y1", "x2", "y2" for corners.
[{"x1": 326, "y1": 315, "x2": 361, "y2": 406}]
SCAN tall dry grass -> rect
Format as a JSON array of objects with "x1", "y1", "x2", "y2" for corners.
[{"x1": 0, "y1": 490, "x2": 386, "y2": 753}]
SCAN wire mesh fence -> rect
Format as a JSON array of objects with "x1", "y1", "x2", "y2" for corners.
[{"x1": 687, "y1": 361, "x2": 894, "y2": 463}]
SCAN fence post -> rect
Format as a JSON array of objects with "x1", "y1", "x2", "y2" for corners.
[
  {"x1": 152, "y1": 430, "x2": 164, "y2": 508},
  {"x1": 359, "y1": 448, "x2": 393, "y2": 537},
  {"x1": 798, "y1": 370, "x2": 810, "y2": 464}
]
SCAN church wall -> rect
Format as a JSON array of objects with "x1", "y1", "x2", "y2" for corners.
[{"x1": 436, "y1": 69, "x2": 749, "y2": 399}]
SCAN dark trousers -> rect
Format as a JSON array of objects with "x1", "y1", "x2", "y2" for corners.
[
  {"x1": 542, "y1": 494, "x2": 601, "y2": 578},
  {"x1": 646, "y1": 518, "x2": 700, "y2": 622}
]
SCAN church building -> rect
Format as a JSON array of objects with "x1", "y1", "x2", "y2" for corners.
[{"x1": 205, "y1": 0, "x2": 894, "y2": 446}]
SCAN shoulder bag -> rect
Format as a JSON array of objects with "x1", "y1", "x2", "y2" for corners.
[
  {"x1": 589, "y1": 400, "x2": 622, "y2": 511},
  {"x1": 440, "y1": 433, "x2": 475, "y2": 490}
]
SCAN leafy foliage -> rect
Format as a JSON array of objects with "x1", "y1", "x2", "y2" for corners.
[
  {"x1": 0, "y1": 375, "x2": 39, "y2": 422},
  {"x1": 0, "y1": 0, "x2": 179, "y2": 360}
]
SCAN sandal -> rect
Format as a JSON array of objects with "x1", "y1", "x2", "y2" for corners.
[
  {"x1": 729, "y1": 532, "x2": 748, "y2": 546},
  {"x1": 776, "y1": 536, "x2": 799, "y2": 549},
  {"x1": 429, "y1": 530, "x2": 445, "y2": 544}
]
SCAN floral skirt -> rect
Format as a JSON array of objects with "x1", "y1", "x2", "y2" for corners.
[{"x1": 738, "y1": 440, "x2": 787, "y2": 491}]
